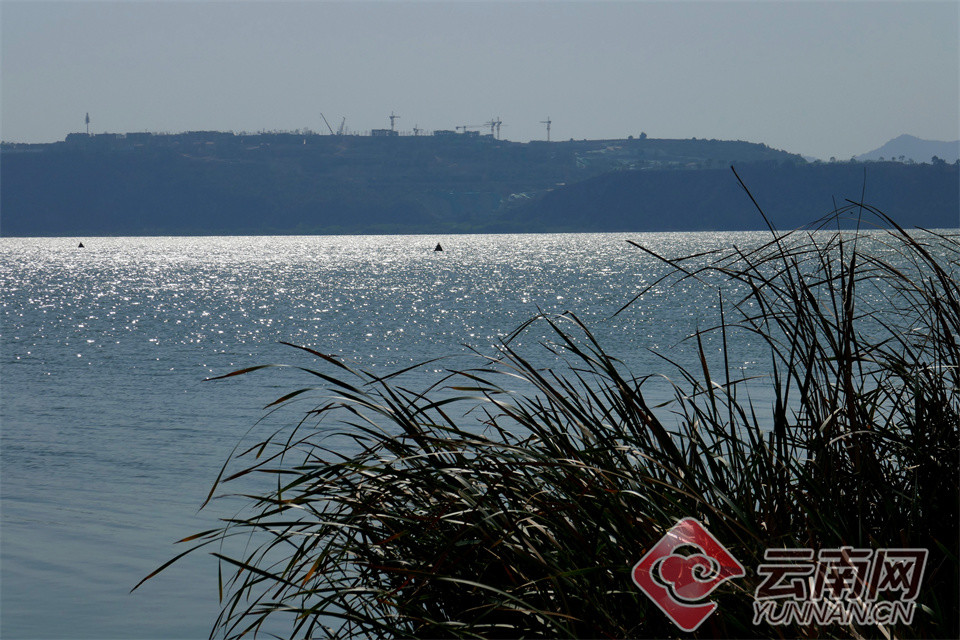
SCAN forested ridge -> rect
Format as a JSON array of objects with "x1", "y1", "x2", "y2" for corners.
[{"x1": 1, "y1": 132, "x2": 955, "y2": 235}]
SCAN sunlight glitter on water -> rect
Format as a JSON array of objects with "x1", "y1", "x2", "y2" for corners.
[{"x1": 0, "y1": 230, "x2": 799, "y2": 638}]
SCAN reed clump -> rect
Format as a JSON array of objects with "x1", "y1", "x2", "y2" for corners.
[{"x1": 138, "y1": 191, "x2": 959, "y2": 639}]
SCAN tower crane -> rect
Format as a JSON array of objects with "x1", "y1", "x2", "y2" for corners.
[
  {"x1": 484, "y1": 117, "x2": 505, "y2": 139},
  {"x1": 389, "y1": 112, "x2": 400, "y2": 132},
  {"x1": 540, "y1": 117, "x2": 552, "y2": 142}
]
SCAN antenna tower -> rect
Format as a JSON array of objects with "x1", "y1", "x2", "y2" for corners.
[{"x1": 540, "y1": 117, "x2": 552, "y2": 142}]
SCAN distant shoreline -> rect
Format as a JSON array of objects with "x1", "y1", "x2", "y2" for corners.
[{"x1": 2, "y1": 133, "x2": 956, "y2": 237}]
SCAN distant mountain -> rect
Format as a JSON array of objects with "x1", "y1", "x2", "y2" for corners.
[{"x1": 856, "y1": 134, "x2": 959, "y2": 163}]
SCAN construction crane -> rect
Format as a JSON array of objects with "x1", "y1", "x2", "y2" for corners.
[
  {"x1": 541, "y1": 117, "x2": 552, "y2": 142},
  {"x1": 485, "y1": 117, "x2": 505, "y2": 139},
  {"x1": 337, "y1": 117, "x2": 347, "y2": 136},
  {"x1": 320, "y1": 113, "x2": 336, "y2": 135},
  {"x1": 389, "y1": 112, "x2": 400, "y2": 132},
  {"x1": 412, "y1": 124, "x2": 422, "y2": 136},
  {"x1": 456, "y1": 124, "x2": 484, "y2": 134}
]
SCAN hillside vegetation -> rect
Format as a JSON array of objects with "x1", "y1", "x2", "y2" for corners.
[
  {"x1": 2, "y1": 132, "x2": 956, "y2": 236},
  {"x1": 517, "y1": 161, "x2": 959, "y2": 231}
]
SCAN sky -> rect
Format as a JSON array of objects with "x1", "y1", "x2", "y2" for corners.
[{"x1": 1, "y1": 0, "x2": 957, "y2": 160}]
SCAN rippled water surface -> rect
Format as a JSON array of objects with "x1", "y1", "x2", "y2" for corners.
[{"x1": 0, "y1": 231, "x2": 871, "y2": 637}]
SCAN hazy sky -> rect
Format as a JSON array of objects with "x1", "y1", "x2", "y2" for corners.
[{"x1": 2, "y1": 1, "x2": 957, "y2": 159}]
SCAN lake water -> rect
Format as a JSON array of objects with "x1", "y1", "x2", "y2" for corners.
[{"x1": 0, "y1": 231, "x2": 887, "y2": 637}]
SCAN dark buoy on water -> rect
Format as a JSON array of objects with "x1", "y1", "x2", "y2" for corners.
[
  {"x1": 434, "y1": 243, "x2": 443, "y2": 252},
  {"x1": 78, "y1": 242, "x2": 85, "y2": 248}
]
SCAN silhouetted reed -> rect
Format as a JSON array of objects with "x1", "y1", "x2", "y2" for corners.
[{"x1": 138, "y1": 176, "x2": 959, "y2": 639}]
